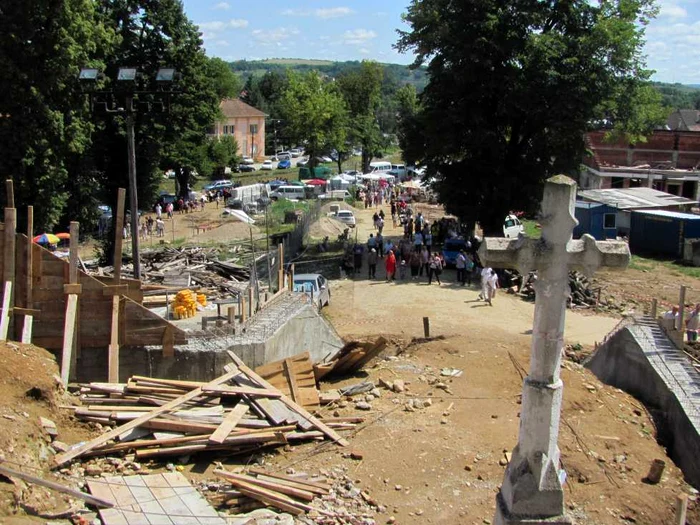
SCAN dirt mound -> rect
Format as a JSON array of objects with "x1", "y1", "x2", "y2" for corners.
[{"x1": 0, "y1": 342, "x2": 95, "y2": 519}]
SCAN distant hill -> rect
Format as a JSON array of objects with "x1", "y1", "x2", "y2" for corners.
[
  {"x1": 229, "y1": 58, "x2": 429, "y2": 92},
  {"x1": 652, "y1": 81, "x2": 700, "y2": 109}
]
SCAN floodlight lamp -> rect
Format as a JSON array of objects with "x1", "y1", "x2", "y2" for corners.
[
  {"x1": 78, "y1": 67, "x2": 100, "y2": 81},
  {"x1": 156, "y1": 68, "x2": 176, "y2": 82},
  {"x1": 117, "y1": 67, "x2": 138, "y2": 81}
]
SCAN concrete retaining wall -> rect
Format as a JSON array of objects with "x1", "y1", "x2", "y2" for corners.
[{"x1": 586, "y1": 322, "x2": 700, "y2": 487}]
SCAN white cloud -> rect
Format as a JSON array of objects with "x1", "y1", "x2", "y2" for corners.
[
  {"x1": 197, "y1": 18, "x2": 248, "y2": 32},
  {"x1": 281, "y1": 7, "x2": 353, "y2": 18},
  {"x1": 343, "y1": 29, "x2": 377, "y2": 45},
  {"x1": 658, "y1": 3, "x2": 687, "y2": 19},
  {"x1": 359, "y1": 47, "x2": 370, "y2": 54},
  {"x1": 316, "y1": 7, "x2": 353, "y2": 19},
  {"x1": 212, "y1": 2, "x2": 230, "y2": 10},
  {"x1": 215, "y1": 39, "x2": 230, "y2": 47},
  {"x1": 251, "y1": 27, "x2": 300, "y2": 45}
]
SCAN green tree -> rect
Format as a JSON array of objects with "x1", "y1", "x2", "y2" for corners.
[
  {"x1": 0, "y1": 0, "x2": 112, "y2": 231},
  {"x1": 396, "y1": 0, "x2": 660, "y2": 235},
  {"x1": 90, "y1": 0, "x2": 221, "y2": 258},
  {"x1": 395, "y1": 84, "x2": 421, "y2": 167},
  {"x1": 278, "y1": 71, "x2": 348, "y2": 176},
  {"x1": 207, "y1": 135, "x2": 240, "y2": 178},
  {"x1": 206, "y1": 57, "x2": 241, "y2": 100},
  {"x1": 337, "y1": 61, "x2": 387, "y2": 172}
]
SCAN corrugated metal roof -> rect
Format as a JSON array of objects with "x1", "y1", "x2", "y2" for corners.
[
  {"x1": 632, "y1": 209, "x2": 700, "y2": 220},
  {"x1": 578, "y1": 187, "x2": 695, "y2": 209}
]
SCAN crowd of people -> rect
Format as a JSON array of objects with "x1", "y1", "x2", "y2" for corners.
[
  {"x1": 663, "y1": 304, "x2": 700, "y2": 342},
  {"x1": 340, "y1": 202, "x2": 501, "y2": 305}
]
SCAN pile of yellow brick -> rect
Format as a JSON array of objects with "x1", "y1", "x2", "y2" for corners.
[{"x1": 171, "y1": 289, "x2": 207, "y2": 319}]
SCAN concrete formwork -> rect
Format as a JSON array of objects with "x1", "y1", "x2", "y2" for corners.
[
  {"x1": 586, "y1": 317, "x2": 700, "y2": 488},
  {"x1": 75, "y1": 292, "x2": 343, "y2": 382}
]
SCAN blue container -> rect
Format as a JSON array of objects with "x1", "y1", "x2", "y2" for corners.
[
  {"x1": 630, "y1": 209, "x2": 700, "y2": 257},
  {"x1": 574, "y1": 201, "x2": 619, "y2": 240}
]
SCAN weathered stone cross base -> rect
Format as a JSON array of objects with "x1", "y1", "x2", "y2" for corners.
[{"x1": 494, "y1": 379, "x2": 572, "y2": 525}]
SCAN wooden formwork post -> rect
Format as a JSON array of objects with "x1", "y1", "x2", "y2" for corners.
[
  {"x1": 679, "y1": 285, "x2": 687, "y2": 332},
  {"x1": 108, "y1": 189, "x2": 126, "y2": 382},
  {"x1": 288, "y1": 263, "x2": 295, "y2": 292},
  {"x1": 21, "y1": 206, "x2": 34, "y2": 344},
  {"x1": 675, "y1": 494, "x2": 688, "y2": 525},
  {"x1": 227, "y1": 305, "x2": 236, "y2": 324},
  {"x1": 651, "y1": 298, "x2": 658, "y2": 319},
  {"x1": 277, "y1": 243, "x2": 284, "y2": 292},
  {"x1": 248, "y1": 286, "x2": 254, "y2": 318},
  {"x1": 61, "y1": 222, "x2": 80, "y2": 386},
  {"x1": 0, "y1": 207, "x2": 16, "y2": 341},
  {"x1": 423, "y1": 317, "x2": 430, "y2": 338},
  {"x1": 240, "y1": 297, "x2": 247, "y2": 323},
  {"x1": 5, "y1": 179, "x2": 14, "y2": 208}
]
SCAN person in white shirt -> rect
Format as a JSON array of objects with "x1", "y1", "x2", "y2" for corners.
[
  {"x1": 687, "y1": 304, "x2": 700, "y2": 342},
  {"x1": 479, "y1": 266, "x2": 492, "y2": 300},
  {"x1": 486, "y1": 270, "x2": 499, "y2": 306}
]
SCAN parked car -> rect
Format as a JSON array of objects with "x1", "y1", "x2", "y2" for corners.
[
  {"x1": 319, "y1": 190, "x2": 351, "y2": 201},
  {"x1": 293, "y1": 273, "x2": 331, "y2": 309},
  {"x1": 277, "y1": 159, "x2": 292, "y2": 169},
  {"x1": 290, "y1": 148, "x2": 302, "y2": 158},
  {"x1": 334, "y1": 210, "x2": 356, "y2": 227},
  {"x1": 241, "y1": 156, "x2": 255, "y2": 165},
  {"x1": 238, "y1": 164, "x2": 256, "y2": 173},
  {"x1": 503, "y1": 214, "x2": 524, "y2": 238},
  {"x1": 276, "y1": 151, "x2": 292, "y2": 160},
  {"x1": 297, "y1": 157, "x2": 309, "y2": 167},
  {"x1": 261, "y1": 160, "x2": 273, "y2": 171},
  {"x1": 442, "y1": 238, "x2": 469, "y2": 267},
  {"x1": 317, "y1": 156, "x2": 333, "y2": 163},
  {"x1": 270, "y1": 185, "x2": 306, "y2": 200},
  {"x1": 203, "y1": 180, "x2": 233, "y2": 191}
]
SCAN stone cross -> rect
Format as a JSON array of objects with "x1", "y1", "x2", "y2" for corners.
[{"x1": 478, "y1": 175, "x2": 630, "y2": 524}]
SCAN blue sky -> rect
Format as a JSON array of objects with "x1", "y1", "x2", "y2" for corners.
[{"x1": 181, "y1": 0, "x2": 700, "y2": 84}]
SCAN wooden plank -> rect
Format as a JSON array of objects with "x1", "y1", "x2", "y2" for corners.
[
  {"x1": 283, "y1": 358, "x2": 302, "y2": 405},
  {"x1": 162, "y1": 325, "x2": 174, "y2": 357},
  {"x1": 3, "y1": 207, "x2": 16, "y2": 340},
  {"x1": 0, "y1": 282, "x2": 11, "y2": 341},
  {"x1": 113, "y1": 190, "x2": 126, "y2": 284},
  {"x1": 209, "y1": 403, "x2": 249, "y2": 444},
  {"x1": 102, "y1": 285, "x2": 129, "y2": 296},
  {"x1": 202, "y1": 385, "x2": 283, "y2": 398},
  {"x1": 63, "y1": 283, "x2": 83, "y2": 295},
  {"x1": 247, "y1": 468, "x2": 331, "y2": 493},
  {"x1": 26, "y1": 206, "x2": 33, "y2": 310},
  {"x1": 5, "y1": 180, "x2": 14, "y2": 208},
  {"x1": 213, "y1": 471, "x2": 305, "y2": 516},
  {"x1": 54, "y1": 367, "x2": 243, "y2": 467},
  {"x1": 21, "y1": 314, "x2": 32, "y2": 344},
  {"x1": 0, "y1": 462, "x2": 113, "y2": 508},
  {"x1": 60, "y1": 293, "x2": 78, "y2": 386},
  {"x1": 214, "y1": 470, "x2": 315, "y2": 501},
  {"x1": 251, "y1": 472, "x2": 330, "y2": 496},
  {"x1": 227, "y1": 351, "x2": 348, "y2": 446},
  {"x1": 108, "y1": 295, "x2": 120, "y2": 383}
]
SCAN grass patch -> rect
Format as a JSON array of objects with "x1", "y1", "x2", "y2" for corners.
[
  {"x1": 628, "y1": 254, "x2": 700, "y2": 279},
  {"x1": 522, "y1": 219, "x2": 541, "y2": 239}
]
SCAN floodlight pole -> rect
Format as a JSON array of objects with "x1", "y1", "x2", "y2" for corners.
[{"x1": 125, "y1": 95, "x2": 141, "y2": 279}]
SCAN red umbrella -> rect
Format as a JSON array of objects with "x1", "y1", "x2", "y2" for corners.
[{"x1": 305, "y1": 179, "x2": 327, "y2": 186}]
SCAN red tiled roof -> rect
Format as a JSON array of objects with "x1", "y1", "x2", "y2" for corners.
[{"x1": 219, "y1": 98, "x2": 267, "y2": 118}]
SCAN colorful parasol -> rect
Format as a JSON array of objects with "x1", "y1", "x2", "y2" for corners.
[
  {"x1": 304, "y1": 179, "x2": 327, "y2": 186},
  {"x1": 33, "y1": 233, "x2": 60, "y2": 245},
  {"x1": 56, "y1": 232, "x2": 71, "y2": 240}
]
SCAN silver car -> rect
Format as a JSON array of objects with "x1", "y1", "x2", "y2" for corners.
[{"x1": 293, "y1": 273, "x2": 331, "y2": 309}]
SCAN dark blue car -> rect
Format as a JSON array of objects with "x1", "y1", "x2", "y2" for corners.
[
  {"x1": 442, "y1": 238, "x2": 468, "y2": 267},
  {"x1": 277, "y1": 159, "x2": 291, "y2": 169}
]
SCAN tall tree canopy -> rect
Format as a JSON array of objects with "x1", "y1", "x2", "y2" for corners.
[
  {"x1": 0, "y1": 0, "x2": 111, "y2": 231},
  {"x1": 278, "y1": 71, "x2": 347, "y2": 174},
  {"x1": 337, "y1": 61, "x2": 388, "y2": 173},
  {"x1": 396, "y1": 0, "x2": 662, "y2": 235}
]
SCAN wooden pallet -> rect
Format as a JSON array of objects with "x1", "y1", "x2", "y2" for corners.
[{"x1": 255, "y1": 351, "x2": 319, "y2": 410}]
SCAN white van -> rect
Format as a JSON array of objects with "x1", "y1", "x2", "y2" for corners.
[
  {"x1": 503, "y1": 214, "x2": 524, "y2": 238},
  {"x1": 271, "y1": 185, "x2": 306, "y2": 201},
  {"x1": 390, "y1": 164, "x2": 407, "y2": 179},
  {"x1": 368, "y1": 161, "x2": 392, "y2": 174}
]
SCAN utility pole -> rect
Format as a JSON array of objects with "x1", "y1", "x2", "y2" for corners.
[{"x1": 125, "y1": 96, "x2": 141, "y2": 279}]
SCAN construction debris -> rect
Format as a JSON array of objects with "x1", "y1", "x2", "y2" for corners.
[
  {"x1": 255, "y1": 351, "x2": 320, "y2": 410},
  {"x1": 314, "y1": 337, "x2": 388, "y2": 381},
  {"x1": 55, "y1": 352, "x2": 354, "y2": 466},
  {"x1": 508, "y1": 270, "x2": 610, "y2": 309},
  {"x1": 210, "y1": 466, "x2": 381, "y2": 524}
]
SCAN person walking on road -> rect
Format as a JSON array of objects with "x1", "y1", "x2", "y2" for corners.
[
  {"x1": 479, "y1": 266, "x2": 492, "y2": 300},
  {"x1": 368, "y1": 248, "x2": 378, "y2": 279},
  {"x1": 455, "y1": 250, "x2": 467, "y2": 286},
  {"x1": 428, "y1": 252, "x2": 443, "y2": 285},
  {"x1": 486, "y1": 269, "x2": 499, "y2": 306},
  {"x1": 385, "y1": 249, "x2": 397, "y2": 282}
]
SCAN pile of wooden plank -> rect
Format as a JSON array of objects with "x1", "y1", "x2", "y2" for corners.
[
  {"x1": 517, "y1": 270, "x2": 602, "y2": 308},
  {"x1": 55, "y1": 352, "x2": 353, "y2": 467},
  {"x1": 313, "y1": 337, "x2": 387, "y2": 381},
  {"x1": 255, "y1": 351, "x2": 320, "y2": 410},
  {"x1": 213, "y1": 468, "x2": 333, "y2": 516}
]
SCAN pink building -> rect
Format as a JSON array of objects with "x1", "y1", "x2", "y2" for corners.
[{"x1": 210, "y1": 98, "x2": 267, "y2": 161}]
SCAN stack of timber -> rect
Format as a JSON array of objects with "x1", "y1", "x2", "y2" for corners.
[
  {"x1": 55, "y1": 352, "x2": 353, "y2": 466},
  {"x1": 313, "y1": 337, "x2": 387, "y2": 381},
  {"x1": 213, "y1": 468, "x2": 333, "y2": 516},
  {"x1": 516, "y1": 270, "x2": 602, "y2": 308}
]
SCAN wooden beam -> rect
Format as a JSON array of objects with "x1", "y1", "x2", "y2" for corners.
[
  {"x1": 161, "y1": 325, "x2": 174, "y2": 357},
  {"x1": 3, "y1": 207, "x2": 16, "y2": 340},
  {"x1": 63, "y1": 283, "x2": 82, "y2": 295},
  {"x1": 26, "y1": 206, "x2": 33, "y2": 309},
  {"x1": 227, "y1": 351, "x2": 348, "y2": 446},
  {"x1": 283, "y1": 358, "x2": 301, "y2": 404},
  {"x1": 4, "y1": 180, "x2": 14, "y2": 209},
  {"x1": 21, "y1": 315, "x2": 32, "y2": 344},
  {"x1": 108, "y1": 295, "x2": 120, "y2": 382},
  {"x1": 0, "y1": 463, "x2": 113, "y2": 509},
  {"x1": 54, "y1": 367, "x2": 242, "y2": 467},
  {"x1": 68, "y1": 221, "x2": 79, "y2": 284},
  {"x1": 209, "y1": 403, "x2": 249, "y2": 444},
  {"x1": 102, "y1": 285, "x2": 129, "y2": 296},
  {"x1": 0, "y1": 282, "x2": 11, "y2": 342},
  {"x1": 113, "y1": 188, "x2": 126, "y2": 283},
  {"x1": 61, "y1": 222, "x2": 80, "y2": 386}
]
